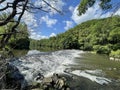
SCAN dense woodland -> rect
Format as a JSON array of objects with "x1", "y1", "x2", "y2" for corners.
[{"x1": 30, "y1": 16, "x2": 120, "y2": 57}]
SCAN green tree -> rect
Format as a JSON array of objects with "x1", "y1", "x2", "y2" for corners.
[
  {"x1": 0, "y1": 0, "x2": 62, "y2": 49},
  {"x1": 78, "y1": 0, "x2": 114, "y2": 15}
]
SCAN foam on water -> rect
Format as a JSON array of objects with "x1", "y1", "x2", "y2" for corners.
[
  {"x1": 10, "y1": 50, "x2": 82, "y2": 84},
  {"x1": 27, "y1": 50, "x2": 41, "y2": 55},
  {"x1": 10, "y1": 50, "x2": 111, "y2": 85},
  {"x1": 71, "y1": 70, "x2": 111, "y2": 85}
]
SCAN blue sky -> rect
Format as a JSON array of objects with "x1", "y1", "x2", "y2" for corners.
[
  {"x1": 1, "y1": 0, "x2": 120, "y2": 40},
  {"x1": 27, "y1": 0, "x2": 80, "y2": 39},
  {"x1": 26, "y1": 0, "x2": 120, "y2": 40}
]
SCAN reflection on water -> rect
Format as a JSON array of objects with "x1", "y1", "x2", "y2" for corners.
[
  {"x1": 30, "y1": 47, "x2": 59, "y2": 52},
  {"x1": 69, "y1": 52, "x2": 120, "y2": 90},
  {"x1": 75, "y1": 52, "x2": 120, "y2": 79},
  {"x1": 12, "y1": 50, "x2": 28, "y2": 57}
]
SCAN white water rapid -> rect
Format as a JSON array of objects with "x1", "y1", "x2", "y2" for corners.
[
  {"x1": 10, "y1": 50, "x2": 111, "y2": 85},
  {"x1": 10, "y1": 50, "x2": 82, "y2": 84}
]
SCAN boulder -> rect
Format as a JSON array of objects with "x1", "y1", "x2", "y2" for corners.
[
  {"x1": 5, "y1": 63, "x2": 27, "y2": 90},
  {"x1": 42, "y1": 73, "x2": 70, "y2": 90}
]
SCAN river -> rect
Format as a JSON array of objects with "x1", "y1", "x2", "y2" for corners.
[{"x1": 10, "y1": 50, "x2": 120, "y2": 90}]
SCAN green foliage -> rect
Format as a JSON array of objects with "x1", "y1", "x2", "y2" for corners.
[
  {"x1": 78, "y1": 0, "x2": 95, "y2": 15},
  {"x1": 0, "y1": 17, "x2": 30, "y2": 50},
  {"x1": 30, "y1": 16, "x2": 120, "y2": 55},
  {"x1": 83, "y1": 43, "x2": 93, "y2": 51},
  {"x1": 110, "y1": 50, "x2": 120, "y2": 58},
  {"x1": 8, "y1": 23, "x2": 30, "y2": 49},
  {"x1": 93, "y1": 45, "x2": 111, "y2": 55},
  {"x1": 78, "y1": 0, "x2": 112, "y2": 15},
  {"x1": 108, "y1": 27, "x2": 120, "y2": 44},
  {"x1": 10, "y1": 38, "x2": 30, "y2": 49},
  {"x1": 99, "y1": 0, "x2": 112, "y2": 10},
  {"x1": 112, "y1": 43, "x2": 120, "y2": 51}
]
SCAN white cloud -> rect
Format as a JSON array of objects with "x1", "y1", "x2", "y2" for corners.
[
  {"x1": 49, "y1": 0, "x2": 65, "y2": 15},
  {"x1": 22, "y1": 11, "x2": 38, "y2": 27},
  {"x1": 64, "y1": 21, "x2": 74, "y2": 30},
  {"x1": 0, "y1": 1, "x2": 38, "y2": 40},
  {"x1": 50, "y1": 33, "x2": 56, "y2": 37},
  {"x1": 29, "y1": 31, "x2": 48, "y2": 40},
  {"x1": 69, "y1": 6, "x2": 75, "y2": 13},
  {"x1": 40, "y1": 15, "x2": 57, "y2": 27},
  {"x1": 0, "y1": 1, "x2": 37, "y2": 28},
  {"x1": 29, "y1": 31, "x2": 57, "y2": 40},
  {"x1": 0, "y1": 0, "x2": 13, "y2": 14},
  {"x1": 0, "y1": 0, "x2": 60, "y2": 40},
  {"x1": 71, "y1": 1, "x2": 112, "y2": 24},
  {"x1": 114, "y1": 8, "x2": 120, "y2": 15},
  {"x1": 22, "y1": 11, "x2": 39, "y2": 39},
  {"x1": 35, "y1": 0, "x2": 65, "y2": 15}
]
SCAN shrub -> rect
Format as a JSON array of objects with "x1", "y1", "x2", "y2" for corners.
[
  {"x1": 110, "y1": 50, "x2": 120, "y2": 58},
  {"x1": 83, "y1": 43, "x2": 93, "y2": 51},
  {"x1": 112, "y1": 43, "x2": 120, "y2": 51},
  {"x1": 93, "y1": 45, "x2": 111, "y2": 55}
]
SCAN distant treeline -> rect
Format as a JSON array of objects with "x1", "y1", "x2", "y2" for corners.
[{"x1": 30, "y1": 16, "x2": 120, "y2": 55}]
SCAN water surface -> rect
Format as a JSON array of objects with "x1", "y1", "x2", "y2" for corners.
[{"x1": 11, "y1": 50, "x2": 120, "y2": 90}]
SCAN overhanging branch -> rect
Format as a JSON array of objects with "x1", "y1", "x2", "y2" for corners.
[{"x1": 0, "y1": 0, "x2": 24, "y2": 26}]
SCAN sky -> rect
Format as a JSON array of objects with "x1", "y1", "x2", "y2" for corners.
[
  {"x1": 27, "y1": 0, "x2": 81, "y2": 40},
  {"x1": 0, "y1": 0, "x2": 120, "y2": 40}
]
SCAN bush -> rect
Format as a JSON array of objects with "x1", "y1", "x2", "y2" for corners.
[
  {"x1": 112, "y1": 43, "x2": 120, "y2": 51},
  {"x1": 93, "y1": 45, "x2": 111, "y2": 55},
  {"x1": 83, "y1": 43, "x2": 93, "y2": 51},
  {"x1": 110, "y1": 50, "x2": 120, "y2": 58},
  {"x1": 9, "y1": 38, "x2": 30, "y2": 49}
]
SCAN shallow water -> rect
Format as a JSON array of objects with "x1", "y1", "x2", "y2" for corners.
[
  {"x1": 10, "y1": 50, "x2": 120, "y2": 89},
  {"x1": 67, "y1": 52, "x2": 120, "y2": 90}
]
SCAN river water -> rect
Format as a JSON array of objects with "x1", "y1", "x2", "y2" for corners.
[{"x1": 10, "y1": 50, "x2": 120, "y2": 90}]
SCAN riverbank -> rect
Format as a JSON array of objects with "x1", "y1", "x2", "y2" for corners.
[
  {"x1": 88, "y1": 50, "x2": 120, "y2": 62},
  {"x1": 109, "y1": 50, "x2": 120, "y2": 61}
]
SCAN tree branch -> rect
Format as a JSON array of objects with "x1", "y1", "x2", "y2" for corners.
[
  {"x1": 0, "y1": 0, "x2": 24, "y2": 26},
  {"x1": 0, "y1": 0, "x2": 28, "y2": 48},
  {"x1": 1, "y1": 0, "x2": 28, "y2": 48},
  {"x1": 0, "y1": 31, "x2": 24, "y2": 36},
  {"x1": 42, "y1": 0, "x2": 63, "y2": 14}
]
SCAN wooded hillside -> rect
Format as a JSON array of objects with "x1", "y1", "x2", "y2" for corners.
[{"x1": 30, "y1": 16, "x2": 120, "y2": 55}]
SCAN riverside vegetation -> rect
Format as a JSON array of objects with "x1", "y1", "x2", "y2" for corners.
[{"x1": 30, "y1": 16, "x2": 120, "y2": 58}]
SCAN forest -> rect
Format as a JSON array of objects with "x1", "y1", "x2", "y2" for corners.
[{"x1": 30, "y1": 16, "x2": 120, "y2": 57}]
